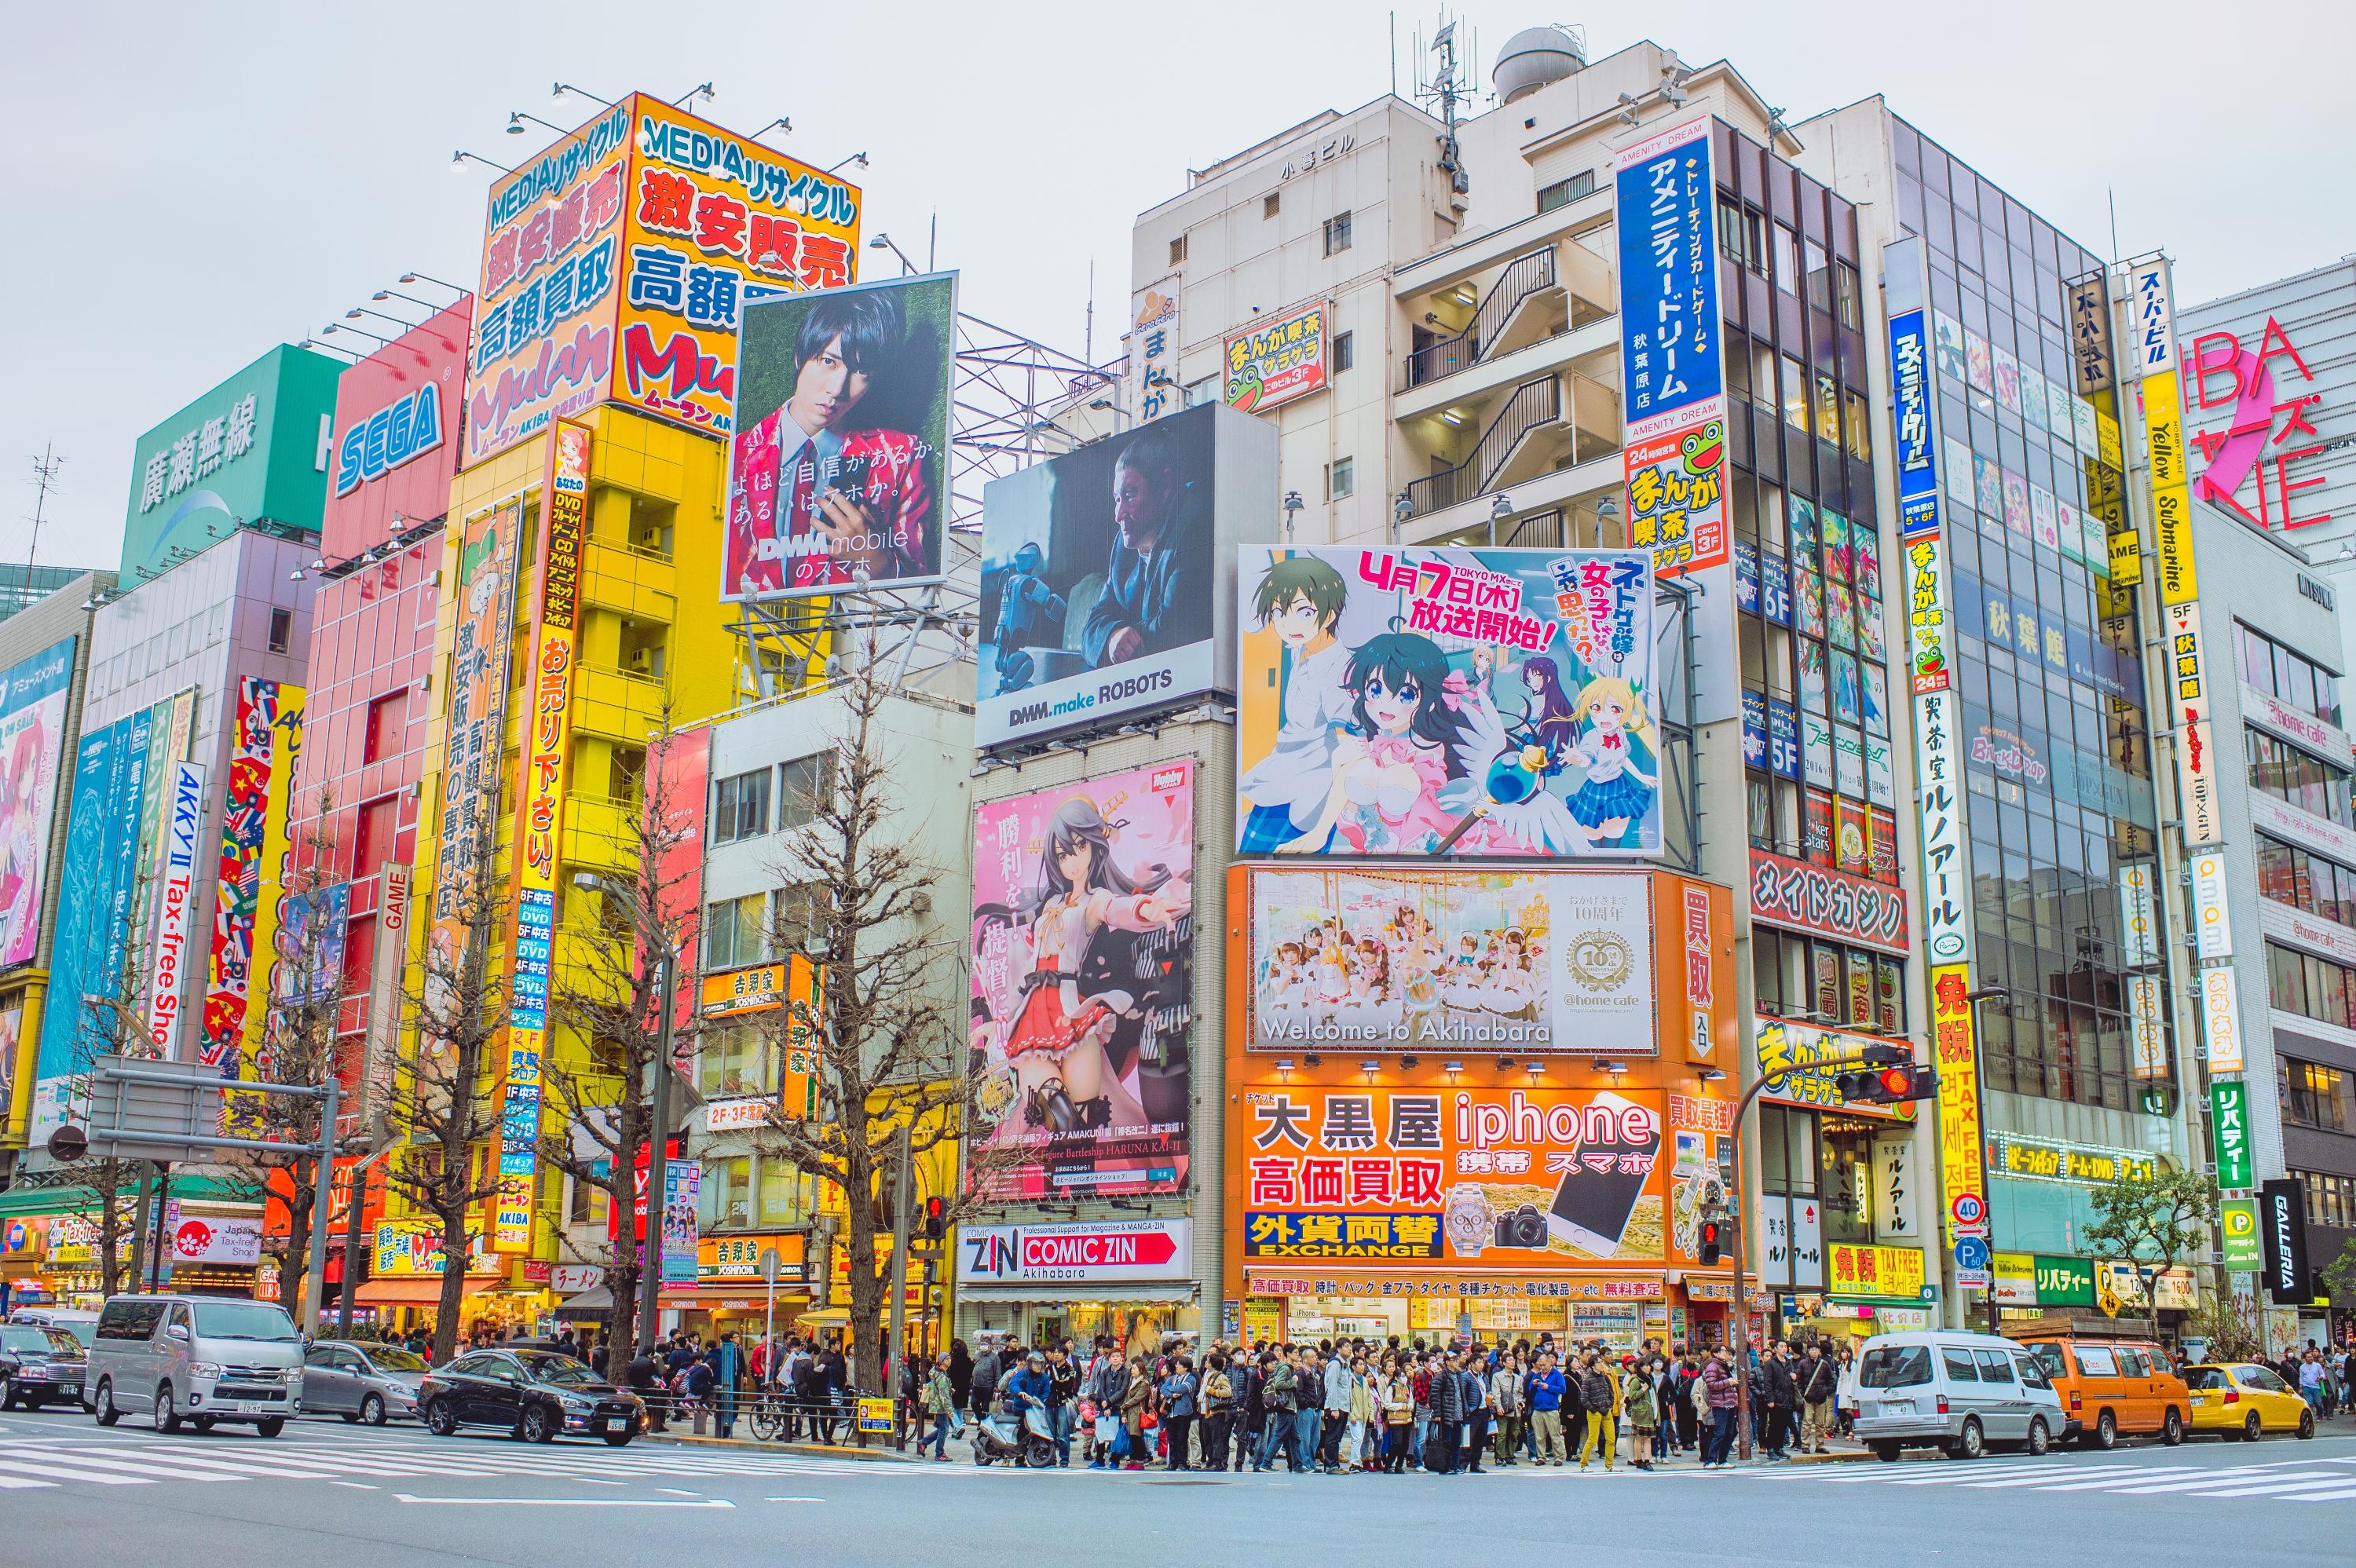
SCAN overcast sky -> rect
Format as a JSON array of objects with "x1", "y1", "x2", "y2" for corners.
[{"x1": 5, "y1": 0, "x2": 2347, "y2": 571}]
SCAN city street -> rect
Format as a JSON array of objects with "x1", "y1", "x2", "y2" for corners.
[{"x1": 0, "y1": 1406, "x2": 2349, "y2": 1566}]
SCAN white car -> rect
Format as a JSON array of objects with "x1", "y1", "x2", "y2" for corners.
[
  {"x1": 86, "y1": 1295, "x2": 304, "y2": 1436},
  {"x1": 1851, "y1": 1329, "x2": 2065, "y2": 1460}
]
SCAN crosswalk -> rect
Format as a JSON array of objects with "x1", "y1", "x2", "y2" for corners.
[
  {"x1": 0, "y1": 1424, "x2": 988, "y2": 1493},
  {"x1": 1734, "y1": 1453, "x2": 2356, "y2": 1503}
]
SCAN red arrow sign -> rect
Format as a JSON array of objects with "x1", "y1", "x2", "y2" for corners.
[{"x1": 1019, "y1": 1228, "x2": 1178, "y2": 1270}]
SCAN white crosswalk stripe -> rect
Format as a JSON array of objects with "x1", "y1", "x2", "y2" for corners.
[{"x1": 1732, "y1": 1453, "x2": 2356, "y2": 1503}]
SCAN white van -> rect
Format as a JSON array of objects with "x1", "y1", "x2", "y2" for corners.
[
  {"x1": 1851, "y1": 1329, "x2": 2065, "y2": 1461},
  {"x1": 86, "y1": 1295, "x2": 305, "y2": 1436}
]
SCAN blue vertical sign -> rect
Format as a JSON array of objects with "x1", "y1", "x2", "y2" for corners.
[
  {"x1": 1889, "y1": 307, "x2": 1942, "y2": 542},
  {"x1": 1615, "y1": 117, "x2": 1723, "y2": 433}
]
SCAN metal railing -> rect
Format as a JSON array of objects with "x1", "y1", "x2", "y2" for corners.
[
  {"x1": 1401, "y1": 375, "x2": 1561, "y2": 520},
  {"x1": 1403, "y1": 246, "x2": 1558, "y2": 389}
]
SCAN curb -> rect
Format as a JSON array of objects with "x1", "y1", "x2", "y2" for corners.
[{"x1": 637, "y1": 1431, "x2": 922, "y2": 1463}]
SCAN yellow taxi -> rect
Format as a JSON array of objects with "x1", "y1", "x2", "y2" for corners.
[{"x1": 2182, "y1": 1362, "x2": 2316, "y2": 1442}]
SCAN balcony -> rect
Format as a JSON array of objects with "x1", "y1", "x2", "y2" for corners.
[
  {"x1": 1400, "y1": 370, "x2": 1619, "y2": 522},
  {"x1": 1403, "y1": 246, "x2": 1558, "y2": 389}
]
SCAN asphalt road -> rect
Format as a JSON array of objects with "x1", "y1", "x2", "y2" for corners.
[{"x1": 0, "y1": 1405, "x2": 2350, "y2": 1566}]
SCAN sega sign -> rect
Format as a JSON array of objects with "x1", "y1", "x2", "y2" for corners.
[
  {"x1": 335, "y1": 381, "x2": 444, "y2": 496},
  {"x1": 955, "y1": 1219, "x2": 1191, "y2": 1285}
]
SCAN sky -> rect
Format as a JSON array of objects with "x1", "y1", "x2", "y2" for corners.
[{"x1": 4, "y1": 0, "x2": 2348, "y2": 572}]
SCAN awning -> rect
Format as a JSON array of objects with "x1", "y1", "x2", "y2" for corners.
[
  {"x1": 356, "y1": 1278, "x2": 454, "y2": 1306},
  {"x1": 558, "y1": 1286, "x2": 613, "y2": 1313},
  {"x1": 954, "y1": 1284, "x2": 1196, "y2": 1304},
  {"x1": 797, "y1": 1307, "x2": 851, "y2": 1325},
  {"x1": 0, "y1": 1175, "x2": 249, "y2": 1219}
]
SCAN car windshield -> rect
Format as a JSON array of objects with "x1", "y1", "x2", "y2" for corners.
[
  {"x1": 0, "y1": 1326, "x2": 57, "y2": 1354},
  {"x1": 515, "y1": 1352, "x2": 600, "y2": 1389},
  {"x1": 189, "y1": 1300, "x2": 301, "y2": 1341},
  {"x1": 1859, "y1": 1345, "x2": 1932, "y2": 1389},
  {"x1": 367, "y1": 1347, "x2": 430, "y2": 1372},
  {"x1": 53, "y1": 1321, "x2": 95, "y2": 1349}
]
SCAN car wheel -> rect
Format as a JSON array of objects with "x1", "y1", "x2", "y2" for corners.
[
  {"x1": 156, "y1": 1382, "x2": 181, "y2": 1434},
  {"x1": 2091, "y1": 1410, "x2": 2116, "y2": 1451},
  {"x1": 1870, "y1": 1441, "x2": 1901, "y2": 1463},
  {"x1": 2162, "y1": 1408, "x2": 2183, "y2": 1446},
  {"x1": 602, "y1": 1431, "x2": 632, "y2": 1448},
  {"x1": 2244, "y1": 1411, "x2": 2264, "y2": 1443},
  {"x1": 521, "y1": 1404, "x2": 555, "y2": 1445},
  {"x1": 340, "y1": 1411, "x2": 361, "y2": 1424},
  {"x1": 255, "y1": 1418, "x2": 284, "y2": 1438},
  {"x1": 424, "y1": 1398, "x2": 459, "y2": 1437},
  {"x1": 2, "y1": 1375, "x2": 16, "y2": 1410},
  {"x1": 361, "y1": 1394, "x2": 388, "y2": 1427},
  {"x1": 2298, "y1": 1409, "x2": 2315, "y2": 1441},
  {"x1": 1949, "y1": 1416, "x2": 1985, "y2": 1460},
  {"x1": 94, "y1": 1378, "x2": 120, "y2": 1426},
  {"x1": 2025, "y1": 1418, "x2": 2051, "y2": 1457}
]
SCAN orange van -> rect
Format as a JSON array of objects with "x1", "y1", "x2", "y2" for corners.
[{"x1": 2016, "y1": 1331, "x2": 2190, "y2": 1449}]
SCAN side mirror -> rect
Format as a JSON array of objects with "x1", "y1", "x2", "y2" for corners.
[{"x1": 165, "y1": 1324, "x2": 191, "y2": 1342}]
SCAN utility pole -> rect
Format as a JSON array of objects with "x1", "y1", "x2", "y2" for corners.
[
  {"x1": 24, "y1": 444, "x2": 60, "y2": 606},
  {"x1": 299, "y1": 1071, "x2": 340, "y2": 1336},
  {"x1": 886, "y1": 1123, "x2": 913, "y2": 1398},
  {"x1": 639, "y1": 955, "x2": 679, "y2": 1352}
]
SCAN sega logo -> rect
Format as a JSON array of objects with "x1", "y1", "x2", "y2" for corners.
[{"x1": 335, "y1": 382, "x2": 445, "y2": 496}]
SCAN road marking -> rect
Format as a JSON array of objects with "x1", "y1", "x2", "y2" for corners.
[
  {"x1": 330, "y1": 1482, "x2": 377, "y2": 1490},
  {"x1": 2187, "y1": 1475, "x2": 2356, "y2": 1499},
  {"x1": 392, "y1": 1494, "x2": 737, "y2": 1508},
  {"x1": 0, "y1": 1457, "x2": 153, "y2": 1486},
  {"x1": 767, "y1": 1497, "x2": 827, "y2": 1503},
  {"x1": 657, "y1": 1487, "x2": 700, "y2": 1496}
]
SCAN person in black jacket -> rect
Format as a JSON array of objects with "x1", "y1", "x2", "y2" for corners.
[
  {"x1": 1425, "y1": 1352, "x2": 1463, "y2": 1474},
  {"x1": 1798, "y1": 1341, "x2": 1840, "y2": 1454},
  {"x1": 1760, "y1": 1343, "x2": 1798, "y2": 1460},
  {"x1": 1234, "y1": 1356, "x2": 1264, "y2": 1471}
]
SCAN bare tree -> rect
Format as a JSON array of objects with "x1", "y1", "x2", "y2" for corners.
[
  {"x1": 383, "y1": 844, "x2": 512, "y2": 1365},
  {"x1": 742, "y1": 641, "x2": 1012, "y2": 1391},
  {"x1": 53, "y1": 908, "x2": 165, "y2": 1298},
  {"x1": 540, "y1": 708, "x2": 701, "y2": 1368}
]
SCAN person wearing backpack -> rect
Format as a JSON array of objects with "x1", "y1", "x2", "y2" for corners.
[
  {"x1": 1256, "y1": 1351, "x2": 1297, "y2": 1471},
  {"x1": 1380, "y1": 1358, "x2": 1414, "y2": 1472}
]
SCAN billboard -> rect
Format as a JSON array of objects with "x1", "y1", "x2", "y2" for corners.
[
  {"x1": 1236, "y1": 865, "x2": 1656, "y2": 1057},
  {"x1": 465, "y1": 94, "x2": 865, "y2": 463},
  {"x1": 1222, "y1": 301, "x2": 1330, "y2": 413},
  {"x1": 144, "y1": 760, "x2": 209, "y2": 1053},
  {"x1": 0, "y1": 637, "x2": 75, "y2": 969},
  {"x1": 1235, "y1": 545, "x2": 1657, "y2": 857},
  {"x1": 968, "y1": 761, "x2": 1195, "y2": 1198},
  {"x1": 1616, "y1": 116, "x2": 1725, "y2": 577},
  {"x1": 201, "y1": 678, "x2": 296, "y2": 1070},
  {"x1": 1235, "y1": 1083, "x2": 1679, "y2": 1269},
  {"x1": 723, "y1": 273, "x2": 954, "y2": 599},
  {"x1": 323, "y1": 302, "x2": 471, "y2": 559},
  {"x1": 976, "y1": 401, "x2": 1272, "y2": 746},
  {"x1": 121, "y1": 345, "x2": 345, "y2": 587},
  {"x1": 956, "y1": 1218, "x2": 1192, "y2": 1285}
]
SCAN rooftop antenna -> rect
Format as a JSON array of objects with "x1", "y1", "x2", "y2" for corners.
[
  {"x1": 1417, "y1": 13, "x2": 1470, "y2": 196},
  {"x1": 24, "y1": 443, "x2": 60, "y2": 605}
]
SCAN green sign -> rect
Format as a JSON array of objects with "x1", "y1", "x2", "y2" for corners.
[
  {"x1": 2210, "y1": 1079, "x2": 2252, "y2": 1190},
  {"x1": 119, "y1": 344, "x2": 344, "y2": 587},
  {"x1": 2219, "y1": 1197, "x2": 2262, "y2": 1272},
  {"x1": 2032, "y1": 1255, "x2": 2095, "y2": 1307}
]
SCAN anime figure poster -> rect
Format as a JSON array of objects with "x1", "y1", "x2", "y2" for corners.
[
  {"x1": 969, "y1": 761, "x2": 1196, "y2": 1199},
  {"x1": 0, "y1": 637, "x2": 75, "y2": 970},
  {"x1": 1235, "y1": 546, "x2": 1659, "y2": 858}
]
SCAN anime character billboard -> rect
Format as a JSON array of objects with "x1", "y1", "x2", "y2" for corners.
[
  {"x1": 0, "y1": 637, "x2": 74, "y2": 970},
  {"x1": 969, "y1": 762, "x2": 1196, "y2": 1198},
  {"x1": 1235, "y1": 547, "x2": 1659, "y2": 857}
]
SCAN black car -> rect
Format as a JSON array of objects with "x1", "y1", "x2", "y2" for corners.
[
  {"x1": 0, "y1": 1323, "x2": 89, "y2": 1411},
  {"x1": 417, "y1": 1348, "x2": 643, "y2": 1446}
]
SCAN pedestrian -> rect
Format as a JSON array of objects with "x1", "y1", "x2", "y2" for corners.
[
  {"x1": 1256, "y1": 1351, "x2": 1297, "y2": 1471},
  {"x1": 969, "y1": 1340, "x2": 1002, "y2": 1425},
  {"x1": 1761, "y1": 1342, "x2": 1798, "y2": 1461},
  {"x1": 1700, "y1": 1346, "x2": 1739, "y2": 1467},
  {"x1": 1083, "y1": 1350, "x2": 1128, "y2": 1469},
  {"x1": 1626, "y1": 1356, "x2": 1659, "y2": 1469},
  {"x1": 1425, "y1": 1351, "x2": 1462, "y2": 1474},
  {"x1": 1410, "y1": 1353, "x2": 1433, "y2": 1468},
  {"x1": 1158, "y1": 1355, "x2": 1198, "y2": 1470},
  {"x1": 921, "y1": 1353, "x2": 957, "y2": 1460},
  {"x1": 1462, "y1": 1354, "x2": 1493, "y2": 1473},
  {"x1": 1487, "y1": 1349, "x2": 1524, "y2": 1466},
  {"x1": 1381, "y1": 1359, "x2": 1414, "y2": 1472},
  {"x1": 627, "y1": 1350, "x2": 665, "y2": 1433},
  {"x1": 1199, "y1": 1352, "x2": 1235, "y2": 1469},
  {"x1": 1319, "y1": 1345, "x2": 1352, "y2": 1471},
  {"x1": 1233, "y1": 1351, "x2": 1264, "y2": 1471},
  {"x1": 1576, "y1": 1353, "x2": 1619, "y2": 1472},
  {"x1": 1120, "y1": 1354, "x2": 1153, "y2": 1469},
  {"x1": 1799, "y1": 1342, "x2": 1838, "y2": 1454},
  {"x1": 818, "y1": 1340, "x2": 848, "y2": 1443},
  {"x1": 2299, "y1": 1349, "x2": 2327, "y2": 1417},
  {"x1": 1293, "y1": 1350, "x2": 1326, "y2": 1475},
  {"x1": 1527, "y1": 1351, "x2": 1568, "y2": 1464},
  {"x1": 1046, "y1": 1344, "x2": 1078, "y2": 1467}
]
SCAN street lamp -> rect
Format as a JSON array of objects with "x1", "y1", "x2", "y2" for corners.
[
  {"x1": 1283, "y1": 490, "x2": 1304, "y2": 543},
  {"x1": 868, "y1": 233, "x2": 917, "y2": 276},
  {"x1": 826, "y1": 152, "x2": 869, "y2": 176},
  {"x1": 449, "y1": 149, "x2": 512, "y2": 176}
]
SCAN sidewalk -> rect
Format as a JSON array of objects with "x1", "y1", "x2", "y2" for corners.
[{"x1": 638, "y1": 1426, "x2": 926, "y2": 1462}]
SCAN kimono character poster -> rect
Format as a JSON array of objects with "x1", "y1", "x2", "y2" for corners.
[
  {"x1": 969, "y1": 762, "x2": 1196, "y2": 1198},
  {"x1": 1235, "y1": 546, "x2": 1660, "y2": 858}
]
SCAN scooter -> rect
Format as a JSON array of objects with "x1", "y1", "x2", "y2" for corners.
[{"x1": 971, "y1": 1402, "x2": 1059, "y2": 1467}]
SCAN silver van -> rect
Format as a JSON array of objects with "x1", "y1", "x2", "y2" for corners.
[
  {"x1": 87, "y1": 1295, "x2": 305, "y2": 1436},
  {"x1": 1851, "y1": 1329, "x2": 2065, "y2": 1461}
]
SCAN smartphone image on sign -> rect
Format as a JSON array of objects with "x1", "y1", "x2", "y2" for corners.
[{"x1": 1547, "y1": 1090, "x2": 1662, "y2": 1256}]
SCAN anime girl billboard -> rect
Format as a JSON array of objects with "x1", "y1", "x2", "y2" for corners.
[
  {"x1": 969, "y1": 761, "x2": 1196, "y2": 1197},
  {"x1": 0, "y1": 637, "x2": 75, "y2": 970},
  {"x1": 1235, "y1": 546, "x2": 1659, "y2": 857}
]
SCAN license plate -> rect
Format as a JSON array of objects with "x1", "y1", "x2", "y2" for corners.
[
  {"x1": 235, "y1": 1402, "x2": 269, "y2": 1415},
  {"x1": 605, "y1": 1417, "x2": 627, "y2": 1433},
  {"x1": 1880, "y1": 1400, "x2": 1912, "y2": 1415}
]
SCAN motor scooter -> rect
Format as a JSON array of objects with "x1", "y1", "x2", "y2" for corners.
[{"x1": 971, "y1": 1401, "x2": 1059, "y2": 1467}]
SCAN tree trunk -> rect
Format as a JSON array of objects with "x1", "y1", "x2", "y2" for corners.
[{"x1": 431, "y1": 1203, "x2": 470, "y2": 1365}]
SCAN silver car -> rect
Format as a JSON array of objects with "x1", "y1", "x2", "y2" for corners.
[
  {"x1": 1852, "y1": 1329, "x2": 2065, "y2": 1461},
  {"x1": 302, "y1": 1340, "x2": 430, "y2": 1425}
]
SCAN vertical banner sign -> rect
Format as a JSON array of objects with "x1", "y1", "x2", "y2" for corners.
[
  {"x1": 1130, "y1": 276, "x2": 1180, "y2": 424},
  {"x1": 2117, "y1": 861, "x2": 2158, "y2": 967},
  {"x1": 2068, "y1": 273, "x2": 2116, "y2": 397},
  {"x1": 228, "y1": 689, "x2": 305, "y2": 1123},
  {"x1": 2218, "y1": 1196, "x2": 2261, "y2": 1273},
  {"x1": 660, "y1": 1160, "x2": 701, "y2": 1285},
  {"x1": 2190, "y1": 849, "x2": 2233, "y2": 959},
  {"x1": 1888, "y1": 309, "x2": 1941, "y2": 543},
  {"x1": 0, "y1": 636, "x2": 75, "y2": 970},
  {"x1": 1616, "y1": 117, "x2": 1726, "y2": 576},
  {"x1": 1913, "y1": 688, "x2": 1970, "y2": 964},
  {"x1": 1930, "y1": 966, "x2": 1987, "y2": 1252},
  {"x1": 2171, "y1": 601, "x2": 2221, "y2": 846},
  {"x1": 643, "y1": 727, "x2": 712, "y2": 1040},
  {"x1": 145, "y1": 762, "x2": 210, "y2": 1052},
  {"x1": 497, "y1": 421, "x2": 589, "y2": 1252},
  {"x1": 2132, "y1": 259, "x2": 2219, "y2": 850},
  {"x1": 364, "y1": 860, "x2": 409, "y2": 1117},
  {"x1": 202, "y1": 679, "x2": 301, "y2": 1075},
  {"x1": 2258, "y1": 1178, "x2": 2311, "y2": 1304},
  {"x1": 2127, "y1": 974, "x2": 2167, "y2": 1080},
  {"x1": 2210, "y1": 1078, "x2": 2252, "y2": 1190},
  {"x1": 2200, "y1": 967, "x2": 2245, "y2": 1074}
]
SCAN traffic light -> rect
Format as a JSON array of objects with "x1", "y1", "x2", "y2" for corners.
[
  {"x1": 921, "y1": 1195, "x2": 948, "y2": 1241},
  {"x1": 1835, "y1": 1049, "x2": 1937, "y2": 1106},
  {"x1": 1697, "y1": 1208, "x2": 1726, "y2": 1266}
]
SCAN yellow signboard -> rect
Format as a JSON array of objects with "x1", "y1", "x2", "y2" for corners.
[
  {"x1": 1826, "y1": 1242, "x2": 1926, "y2": 1301},
  {"x1": 2143, "y1": 369, "x2": 2198, "y2": 605},
  {"x1": 1930, "y1": 964, "x2": 1986, "y2": 1251}
]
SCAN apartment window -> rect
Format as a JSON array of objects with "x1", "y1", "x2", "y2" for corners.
[
  {"x1": 267, "y1": 607, "x2": 293, "y2": 653},
  {"x1": 1264, "y1": 192, "x2": 1280, "y2": 218},
  {"x1": 1751, "y1": 341, "x2": 1778, "y2": 415},
  {"x1": 712, "y1": 767, "x2": 772, "y2": 845},
  {"x1": 772, "y1": 881, "x2": 828, "y2": 955},
  {"x1": 775, "y1": 752, "x2": 836, "y2": 832},
  {"x1": 698, "y1": 1018, "x2": 770, "y2": 1099},
  {"x1": 1326, "y1": 457, "x2": 1355, "y2": 502},
  {"x1": 1536, "y1": 170, "x2": 1595, "y2": 213},
  {"x1": 1814, "y1": 372, "x2": 1840, "y2": 444},
  {"x1": 1743, "y1": 210, "x2": 1769, "y2": 278},
  {"x1": 1843, "y1": 389, "x2": 1873, "y2": 461},
  {"x1": 362, "y1": 689, "x2": 408, "y2": 766},
  {"x1": 703, "y1": 894, "x2": 766, "y2": 970},
  {"x1": 1323, "y1": 211, "x2": 1353, "y2": 257},
  {"x1": 2280, "y1": 1057, "x2": 2351, "y2": 1132},
  {"x1": 1332, "y1": 331, "x2": 1354, "y2": 374},
  {"x1": 1184, "y1": 376, "x2": 1219, "y2": 408},
  {"x1": 1169, "y1": 234, "x2": 1187, "y2": 266},
  {"x1": 1805, "y1": 239, "x2": 1831, "y2": 313}
]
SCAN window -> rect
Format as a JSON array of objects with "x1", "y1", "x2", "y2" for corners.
[
  {"x1": 712, "y1": 767, "x2": 772, "y2": 845},
  {"x1": 1323, "y1": 212, "x2": 1353, "y2": 257},
  {"x1": 1169, "y1": 234, "x2": 1187, "y2": 266},
  {"x1": 699, "y1": 1018, "x2": 770, "y2": 1099},
  {"x1": 1333, "y1": 331, "x2": 1354, "y2": 374},
  {"x1": 1744, "y1": 210, "x2": 1769, "y2": 278},
  {"x1": 1835, "y1": 262, "x2": 1864, "y2": 330},
  {"x1": 703, "y1": 893, "x2": 766, "y2": 970},
  {"x1": 1843, "y1": 390, "x2": 1872, "y2": 461},
  {"x1": 1751, "y1": 342, "x2": 1777, "y2": 415},
  {"x1": 2237, "y1": 622, "x2": 2343, "y2": 728},
  {"x1": 1805, "y1": 239, "x2": 1831, "y2": 313},
  {"x1": 353, "y1": 795, "x2": 396, "y2": 875},
  {"x1": 2073, "y1": 1345, "x2": 2117, "y2": 1376},
  {"x1": 1941, "y1": 1348, "x2": 1981, "y2": 1383},
  {"x1": 2015, "y1": 1354, "x2": 2053, "y2": 1391},
  {"x1": 2257, "y1": 833, "x2": 2356, "y2": 927},
  {"x1": 701, "y1": 1157, "x2": 753, "y2": 1230},
  {"x1": 2246, "y1": 728, "x2": 2354, "y2": 830},
  {"x1": 1814, "y1": 372, "x2": 1840, "y2": 444},
  {"x1": 363, "y1": 690, "x2": 408, "y2": 765},
  {"x1": 1973, "y1": 1349, "x2": 2016, "y2": 1384},
  {"x1": 2268, "y1": 939, "x2": 2356, "y2": 1031},
  {"x1": 1536, "y1": 170, "x2": 1595, "y2": 213},
  {"x1": 2280, "y1": 1058, "x2": 2350, "y2": 1132},
  {"x1": 1264, "y1": 192, "x2": 1280, "y2": 219},
  {"x1": 1859, "y1": 1345, "x2": 1931, "y2": 1389},
  {"x1": 775, "y1": 752, "x2": 836, "y2": 832},
  {"x1": 757, "y1": 1159, "x2": 805, "y2": 1226},
  {"x1": 2300, "y1": 1168, "x2": 2356, "y2": 1228},
  {"x1": 1184, "y1": 377, "x2": 1219, "y2": 408},
  {"x1": 1326, "y1": 457, "x2": 1355, "y2": 502},
  {"x1": 1782, "y1": 356, "x2": 1809, "y2": 429},
  {"x1": 267, "y1": 607, "x2": 293, "y2": 653},
  {"x1": 1773, "y1": 225, "x2": 1801, "y2": 295},
  {"x1": 2115, "y1": 1348, "x2": 2151, "y2": 1377}
]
